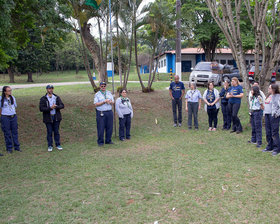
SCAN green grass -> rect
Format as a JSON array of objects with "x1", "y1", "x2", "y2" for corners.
[
  {"x1": 0, "y1": 67, "x2": 190, "y2": 85},
  {"x1": 0, "y1": 83, "x2": 280, "y2": 223}
]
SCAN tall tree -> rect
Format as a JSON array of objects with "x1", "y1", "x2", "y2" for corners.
[
  {"x1": 205, "y1": 0, "x2": 280, "y2": 93},
  {"x1": 181, "y1": 0, "x2": 222, "y2": 61}
]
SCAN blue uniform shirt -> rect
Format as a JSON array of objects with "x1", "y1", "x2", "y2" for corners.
[
  {"x1": 206, "y1": 90, "x2": 216, "y2": 109},
  {"x1": 169, "y1": 82, "x2": 185, "y2": 99},
  {"x1": 0, "y1": 96, "x2": 17, "y2": 115},
  {"x1": 47, "y1": 94, "x2": 56, "y2": 115},
  {"x1": 228, "y1": 85, "x2": 243, "y2": 104},
  {"x1": 185, "y1": 89, "x2": 202, "y2": 103},
  {"x1": 94, "y1": 90, "x2": 114, "y2": 111},
  {"x1": 219, "y1": 87, "x2": 229, "y2": 104}
]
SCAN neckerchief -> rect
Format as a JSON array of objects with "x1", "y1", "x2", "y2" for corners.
[
  {"x1": 121, "y1": 96, "x2": 131, "y2": 109},
  {"x1": 100, "y1": 90, "x2": 107, "y2": 99}
]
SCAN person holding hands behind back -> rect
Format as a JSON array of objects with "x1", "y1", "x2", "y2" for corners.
[{"x1": 116, "y1": 89, "x2": 133, "y2": 141}]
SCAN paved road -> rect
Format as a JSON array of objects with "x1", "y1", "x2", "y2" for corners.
[{"x1": 0, "y1": 80, "x2": 190, "y2": 90}]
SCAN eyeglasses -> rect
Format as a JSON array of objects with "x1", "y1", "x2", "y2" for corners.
[{"x1": 100, "y1": 85, "x2": 106, "y2": 88}]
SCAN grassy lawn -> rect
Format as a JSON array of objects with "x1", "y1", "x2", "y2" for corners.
[
  {"x1": 0, "y1": 83, "x2": 280, "y2": 223},
  {"x1": 0, "y1": 68, "x2": 190, "y2": 85}
]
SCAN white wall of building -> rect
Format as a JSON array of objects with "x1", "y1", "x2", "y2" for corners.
[
  {"x1": 158, "y1": 55, "x2": 167, "y2": 73},
  {"x1": 181, "y1": 55, "x2": 196, "y2": 69}
]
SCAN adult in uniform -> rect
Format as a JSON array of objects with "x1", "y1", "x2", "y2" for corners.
[
  {"x1": 0, "y1": 86, "x2": 21, "y2": 154},
  {"x1": 39, "y1": 85, "x2": 64, "y2": 152},
  {"x1": 94, "y1": 82, "x2": 114, "y2": 146},
  {"x1": 169, "y1": 75, "x2": 185, "y2": 127}
]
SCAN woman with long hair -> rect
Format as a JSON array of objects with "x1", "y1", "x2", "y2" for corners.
[
  {"x1": 219, "y1": 80, "x2": 231, "y2": 130},
  {"x1": 0, "y1": 86, "x2": 21, "y2": 154},
  {"x1": 203, "y1": 82, "x2": 220, "y2": 131},
  {"x1": 248, "y1": 86, "x2": 264, "y2": 148},
  {"x1": 270, "y1": 84, "x2": 280, "y2": 156},
  {"x1": 115, "y1": 89, "x2": 133, "y2": 141},
  {"x1": 226, "y1": 77, "x2": 244, "y2": 134},
  {"x1": 263, "y1": 85, "x2": 275, "y2": 152}
]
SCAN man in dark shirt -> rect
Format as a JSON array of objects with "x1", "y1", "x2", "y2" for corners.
[{"x1": 169, "y1": 75, "x2": 185, "y2": 127}]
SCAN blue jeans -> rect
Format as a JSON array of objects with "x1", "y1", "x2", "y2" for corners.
[
  {"x1": 228, "y1": 103, "x2": 242, "y2": 131},
  {"x1": 265, "y1": 114, "x2": 275, "y2": 150},
  {"x1": 272, "y1": 116, "x2": 280, "y2": 152},
  {"x1": 1, "y1": 115, "x2": 20, "y2": 151},
  {"x1": 221, "y1": 103, "x2": 231, "y2": 129},
  {"x1": 172, "y1": 98, "x2": 182, "y2": 124},
  {"x1": 119, "y1": 114, "x2": 131, "y2": 140},
  {"x1": 251, "y1": 110, "x2": 262, "y2": 145},
  {"x1": 96, "y1": 110, "x2": 113, "y2": 145},
  {"x1": 45, "y1": 116, "x2": 61, "y2": 147}
]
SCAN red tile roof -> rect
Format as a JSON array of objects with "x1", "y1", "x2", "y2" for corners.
[{"x1": 164, "y1": 48, "x2": 254, "y2": 55}]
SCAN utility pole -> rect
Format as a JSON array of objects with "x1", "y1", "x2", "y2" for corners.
[{"x1": 176, "y1": 0, "x2": 182, "y2": 81}]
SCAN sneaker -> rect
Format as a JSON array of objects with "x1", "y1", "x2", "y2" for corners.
[
  {"x1": 15, "y1": 149, "x2": 22, "y2": 152},
  {"x1": 57, "y1": 145, "x2": 63, "y2": 151},
  {"x1": 178, "y1": 123, "x2": 182, "y2": 127},
  {"x1": 272, "y1": 151, "x2": 280, "y2": 156},
  {"x1": 256, "y1": 144, "x2": 261, "y2": 148},
  {"x1": 212, "y1": 128, "x2": 217, "y2": 131},
  {"x1": 120, "y1": 139, "x2": 125, "y2": 141},
  {"x1": 173, "y1": 123, "x2": 177, "y2": 127},
  {"x1": 188, "y1": 127, "x2": 192, "y2": 130},
  {"x1": 262, "y1": 148, "x2": 272, "y2": 152},
  {"x1": 105, "y1": 142, "x2": 114, "y2": 145},
  {"x1": 48, "y1": 146, "x2": 53, "y2": 152},
  {"x1": 230, "y1": 130, "x2": 236, "y2": 133},
  {"x1": 208, "y1": 127, "x2": 212, "y2": 131},
  {"x1": 236, "y1": 131, "x2": 242, "y2": 134},
  {"x1": 248, "y1": 140, "x2": 257, "y2": 144},
  {"x1": 195, "y1": 127, "x2": 199, "y2": 130}
]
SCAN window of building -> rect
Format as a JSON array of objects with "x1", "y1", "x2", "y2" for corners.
[
  {"x1": 246, "y1": 60, "x2": 249, "y2": 65},
  {"x1": 164, "y1": 59, "x2": 166, "y2": 66},
  {"x1": 228, "y1": 60, "x2": 234, "y2": 65},
  {"x1": 220, "y1": 60, "x2": 226, "y2": 65}
]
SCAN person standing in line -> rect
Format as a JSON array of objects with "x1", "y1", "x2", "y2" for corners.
[
  {"x1": 94, "y1": 82, "x2": 114, "y2": 146},
  {"x1": 203, "y1": 82, "x2": 220, "y2": 131},
  {"x1": 115, "y1": 89, "x2": 133, "y2": 141},
  {"x1": 185, "y1": 82, "x2": 202, "y2": 130},
  {"x1": 219, "y1": 80, "x2": 231, "y2": 130},
  {"x1": 262, "y1": 85, "x2": 275, "y2": 152},
  {"x1": 0, "y1": 86, "x2": 21, "y2": 155},
  {"x1": 248, "y1": 86, "x2": 264, "y2": 148},
  {"x1": 39, "y1": 85, "x2": 64, "y2": 152},
  {"x1": 270, "y1": 84, "x2": 280, "y2": 156},
  {"x1": 169, "y1": 75, "x2": 185, "y2": 127},
  {"x1": 227, "y1": 77, "x2": 244, "y2": 134}
]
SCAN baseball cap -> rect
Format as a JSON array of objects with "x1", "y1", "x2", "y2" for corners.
[
  {"x1": 46, "y1": 85, "x2": 54, "y2": 89},
  {"x1": 100, "y1": 82, "x2": 106, "y2": 86}
]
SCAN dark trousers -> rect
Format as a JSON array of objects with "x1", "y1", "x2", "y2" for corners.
[
  {"x1": 119, "y1": 114, "x2": 131, "y2": 140},
  {"x1": 96, "y1": 110, "x2": 113, "y2": 145},
  {"x1": 251, "y1": 110, "x2": 262, "y2": 145},
  {"x1": 228, "y1": 103, "x2": 242, "y2": 131},
  {"x1": 45, "y1": 116, "x2": 61, "y2": 147},
  {"x1": 187, "y1": 102, "x2": 199, "y2": 128},
  {"x1": 265, "y1": 114, "x2": 275, "y2": 150},
  {"x1": 1, "y1": 115, "x2": 20, "y2": 151},
  {"x1": 271, "y1": 116, "x2": 280, "y2": 152},
  {"x1": 172, "y1": 98, "x2": 182, "y2": 124},
  {"x1": 207, "y1": 108, "x2": 218, "y2": 128},
  {"x1": 221, "y1": 103, "x2": 231, "y2": 129}
]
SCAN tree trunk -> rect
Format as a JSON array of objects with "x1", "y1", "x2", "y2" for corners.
[
  {"x1": 105, "y1": 8, "x2": 109, "y2": 83},
  {"x1": 81, "y1": 22, "x2": 107, "y2": 82},
  {"x1": 123, "y1": 30, "x2": 134, "y2": 89},
  {"x1": 8, "y1": 66, "x2": 15, "y2": 83},
  {"x1": 27, "y1": 72, "x2": 33, "y2": 82},
  {"x1": 97, "y1": 18, "x2": 105, "y2": 82},
  {"x1": 116, "y1": 12, "x2": 122, "y2": 86},
  {"x1": 134, "y1": 9, "x2": 145, "y2": 91}
]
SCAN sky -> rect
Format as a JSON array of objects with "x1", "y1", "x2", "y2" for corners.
[{"x1": 89, "y1": 0, "x2": 155, "y2": 38}]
